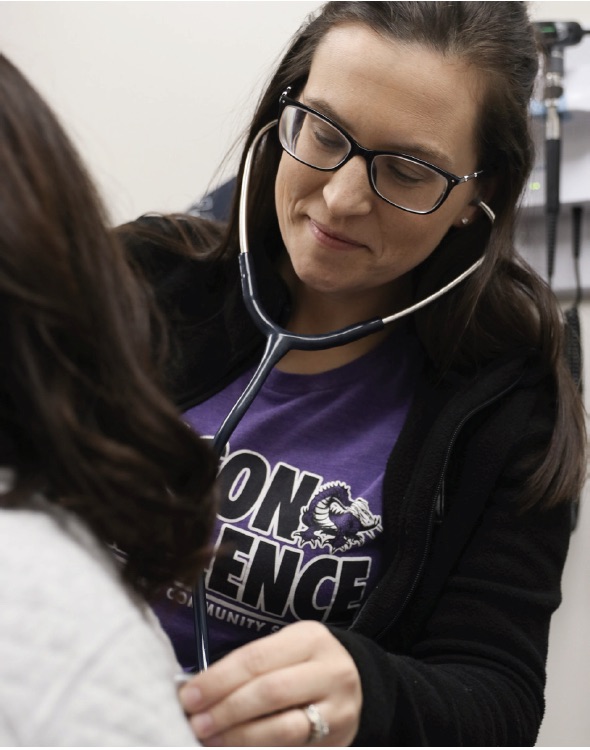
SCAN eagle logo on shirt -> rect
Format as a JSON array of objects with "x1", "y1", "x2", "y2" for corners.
[{"x1": 294, "y1": 481, "x2": 382, "y2": 553}]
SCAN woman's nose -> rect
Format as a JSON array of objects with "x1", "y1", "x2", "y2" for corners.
[{"x1": 322, "y1": 156, "x2": 374, "y2": 217}]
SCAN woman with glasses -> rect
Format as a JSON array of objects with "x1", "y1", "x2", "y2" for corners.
[{"x1": 121, "y1": 2, "x2": 586, "y2": 746}]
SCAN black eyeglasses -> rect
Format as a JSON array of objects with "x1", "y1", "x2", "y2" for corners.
[{"x1": 277, "y1": 89, "x2": 483, "y2": 215}]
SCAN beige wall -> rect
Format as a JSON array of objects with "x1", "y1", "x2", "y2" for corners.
[
  {"x1": 1, "y1": 1, "x2": 589, "y2": 745},
  {"x1": 0, "y1": 1, "x2": 325, "y2": 225}
]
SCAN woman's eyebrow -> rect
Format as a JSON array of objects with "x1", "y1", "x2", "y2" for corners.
[{"x1": 302, "y1": 94, "x2": 452, "y2": 168}]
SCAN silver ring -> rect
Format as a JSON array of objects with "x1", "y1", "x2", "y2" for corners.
[{"x1": 303, "y1": 703, "x2": 329, "y2": 744}]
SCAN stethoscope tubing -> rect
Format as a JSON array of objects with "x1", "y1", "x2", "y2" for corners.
[{"x1": 192, "y1": 119, "x2": 488, "y2": 672}]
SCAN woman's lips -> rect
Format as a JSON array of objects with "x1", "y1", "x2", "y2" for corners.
[{"x1": 309, "y1": 219, "x2": 367, "y2": 250}]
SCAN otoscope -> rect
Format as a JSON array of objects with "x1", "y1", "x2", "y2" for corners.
[{"x1": 534, "y1": 21, "x2": 590, "y2": 284}]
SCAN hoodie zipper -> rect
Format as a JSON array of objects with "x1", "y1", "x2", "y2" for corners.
[{"x1": 371, "y1": 374, "x2": 524, "y2": 639}]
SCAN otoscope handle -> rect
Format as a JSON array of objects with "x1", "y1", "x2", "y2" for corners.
[
  {"x1": 545, "y1": 132, "x2": 561, "y2": 215},
  {"x1": 544, "y1": 103, "x2": 561, "y2": 284}
]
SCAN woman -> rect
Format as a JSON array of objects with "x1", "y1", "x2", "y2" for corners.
[
  {"x1": 120, "y1": 2, "x2": 586, "y2": 746},
  {"x1": 0, "y1": 54, "x2": 217, "y2": 745}
]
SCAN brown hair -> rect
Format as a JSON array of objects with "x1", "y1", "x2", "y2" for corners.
[
  {"x1": 215, "y1": 1, "x2": 586, "y2": 509},
  {"x1": 0, "y1": 54, "x2": 217, "y2": 597}
]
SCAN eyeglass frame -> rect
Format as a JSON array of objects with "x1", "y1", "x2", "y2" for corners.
[{"x1": 277, "y1": 88, "x2": 484, "y2": 216}]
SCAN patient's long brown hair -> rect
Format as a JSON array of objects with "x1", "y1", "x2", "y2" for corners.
[{"x1": 0, "y1": 54, "x2": 217, "y2": 597}]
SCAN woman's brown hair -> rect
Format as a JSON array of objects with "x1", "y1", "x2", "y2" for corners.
[
  {"x1": 0, "y1": 54, "x2": 217, "y2": 597},
  {"x1": 214, "y1": 1, "x2": 586, "y2": 510}
]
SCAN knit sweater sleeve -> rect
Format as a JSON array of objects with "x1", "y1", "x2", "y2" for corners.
[
  {"x1": 0, "y1": 506, "x2": 200, "y2": 747},
  {"x1": 24, "y1": 615, "x2": 199, "y2": 747}
]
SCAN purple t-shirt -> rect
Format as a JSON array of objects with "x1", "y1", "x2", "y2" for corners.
[{"x1": 153, "y1": 327, "x2": 423, "y2": 669}]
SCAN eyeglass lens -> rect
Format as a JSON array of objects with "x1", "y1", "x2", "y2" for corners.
[{"x1": 278, "y1": 104, "x2": 449, "y2": 213}]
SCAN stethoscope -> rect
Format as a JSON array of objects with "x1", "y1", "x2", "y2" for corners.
[{"x1": 192, "y1": 119, "x2": 493, "y2": 672}]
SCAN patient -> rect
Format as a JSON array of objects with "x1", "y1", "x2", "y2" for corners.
[{"x1": 0, "y1": 54, "x2": 216, "y2": 745}]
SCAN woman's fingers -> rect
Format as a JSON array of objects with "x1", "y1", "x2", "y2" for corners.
[
  {"x1": 187, "y1": 661, "x2": 326, "y2": 739},
  {"x1": 191, "y1": 698, "x2": 342, "y2": 747},
  {"x1": 181, "y1": 621, "x2": 326, "y2": 711},
  {"x1": 192, "y1": 705, "x2": 315, "y2": 747},
  {"x1": 179, "y1": 621, "x2": 362, "y2": 746}
]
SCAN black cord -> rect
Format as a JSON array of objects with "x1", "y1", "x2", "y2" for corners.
[
  {"x1": 572, "y1": 205, "x2": 583, "y2": 308},
  {"x1": 564, "y1": 206, "x2": 584, "y2": 531},
  {"x1": 564, "y1": 206, "x2": 583, "y2": 391}
]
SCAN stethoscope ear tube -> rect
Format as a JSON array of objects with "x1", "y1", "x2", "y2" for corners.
[{"x1": 239, "y1": 120, "x2": 278, "y2": 259}]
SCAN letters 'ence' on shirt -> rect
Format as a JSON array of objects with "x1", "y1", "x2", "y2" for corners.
[{"x1": 152, "y1": 325, "x2": 425, "y2": 670}]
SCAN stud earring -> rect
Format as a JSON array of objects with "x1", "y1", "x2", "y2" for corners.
[{"x1": 461, "y1": 217, "x2": 469, "y2": 226}]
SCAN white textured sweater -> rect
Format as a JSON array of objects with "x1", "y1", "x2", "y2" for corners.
[{"x1": 0, "y1": 494, "x2": 198, "y2": 746}]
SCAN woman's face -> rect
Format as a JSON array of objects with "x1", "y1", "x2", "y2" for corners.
[{"x1": 275, "y1": 23, "x2": 484, "y2": 316}]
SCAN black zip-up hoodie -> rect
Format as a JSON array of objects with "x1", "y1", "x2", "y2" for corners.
[{"x1": 123, "y1": 216, "x2": 572, "y2": 746}]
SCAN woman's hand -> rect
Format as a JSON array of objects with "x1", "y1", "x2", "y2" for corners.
[{"x1": 179, "y1": 620, "x2": 362, "y2": 746}]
